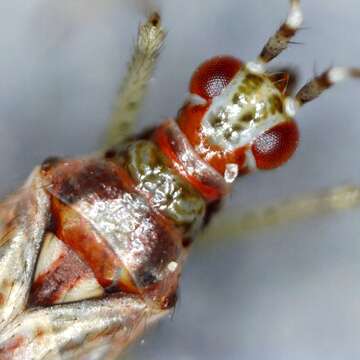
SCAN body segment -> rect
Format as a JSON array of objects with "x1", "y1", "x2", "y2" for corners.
[
  {"x1": 0, "y1": 121, "x2": 224, "y2": 358},
  {"x1": 0, "y1": 1, "x2": 359, "y2": 358}
]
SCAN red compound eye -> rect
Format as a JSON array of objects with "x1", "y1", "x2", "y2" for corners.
[
  {"x1": 190, "y1": 56, "x2": 242, "y2": 100},
  {"x1": 251, "y1": 121, "x2": 299, "y2": 170}
]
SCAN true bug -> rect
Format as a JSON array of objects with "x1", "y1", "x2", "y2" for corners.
[{"x1": 0, "y1": 0, "x2": 360, "y2": 360}]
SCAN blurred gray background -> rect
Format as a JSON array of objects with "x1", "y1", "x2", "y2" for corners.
[{"x1": 1, "y1": 0, "x2": 360, "y2": 359}]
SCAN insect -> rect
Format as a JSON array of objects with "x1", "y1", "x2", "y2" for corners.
[{"x1": 1, "y1": 1, "x2": 360, "y2": 359}]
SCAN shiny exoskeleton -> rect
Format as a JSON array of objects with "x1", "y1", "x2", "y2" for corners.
[
  {"x1": 0, "y1": 56, "x2": 303, "y2": 359},
  {"x1": 1, "y1": 1, "x2": 359, "y2": 359},
  {"x1": 0, "y1": 57, "x2": 299, "y2": 359}
]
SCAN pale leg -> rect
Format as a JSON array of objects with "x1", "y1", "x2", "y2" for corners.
[
  {"x1": 201, "y1": 185, "x2": 360, "y2": 244},
  {"x1": 104, "y1": 13, "x2": 166, "y2": 148}
]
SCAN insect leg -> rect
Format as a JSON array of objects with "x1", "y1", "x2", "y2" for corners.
[
  {"x1": 257, "y1": 0, "x2": 303, "y2": 64},
  {"x1": 201, "y1": 185, "x2": 360, "y2": 243},
  {"x1": 295, "y1": 67, "x2": 360, "y2": 105},
  {"x1": 104, "y1": 13, "x2": 166, "y2": 148}
]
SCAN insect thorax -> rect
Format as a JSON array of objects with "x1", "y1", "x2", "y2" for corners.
[{"x1": 27, "y1": 123, "x2": 226, "y2": 312}]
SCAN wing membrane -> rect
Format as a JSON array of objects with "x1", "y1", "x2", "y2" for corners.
[{"x1": 0, "y1": 169, "x2": 49, "y2": 328}]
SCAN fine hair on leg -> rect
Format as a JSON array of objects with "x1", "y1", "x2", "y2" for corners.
[
  {"x1": 258, "y1": 0, "x2": 303, "y2": 64},
  {"x1": 105, "y1": 12, "x2": 166, "y2": 148}
]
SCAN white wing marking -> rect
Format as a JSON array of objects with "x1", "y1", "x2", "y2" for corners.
[{"x1": 0, "y1": 168, "x2": 49, "y2": 328}]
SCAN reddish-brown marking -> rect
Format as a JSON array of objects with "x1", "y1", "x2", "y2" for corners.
[
  {"x1": 29, "y1": 245, "x2": 94, "y2": 306},
  {"x1": 43, "y1": 158, "x2": 142, "y2": 293},
  {"x1": 47, "y1": 159, "x2": 135, "y2": 205},
  {"x1": 130, "y1": 210, "x2": 182, "y2": 289},
  {"x1": 45, "y1": 157, "x2": 184, "y2": 307},
  {"x1": 149, "y1": 12, "x2": 160, "y2": 27},
  {"x1": 260, "y1": 24, "x2": 296, "y2": 63},
  {"x1": 35, "y1": 328, "x2": 45, "y2": 339},
  {"x1": 51, "y1": 198, "x2": 138, "y2": 294},
  {"x1": 252, "y1": 120, "x2": 299, "y2": 169},
  {"x1": 296, "y1": 71, "x2": 333, "y2": 105},
  {"x1": 104, "y1": 149, "x2": 117, "y2": 159},
  {"x1": 154, "y1": 122, "x2": 225, "y2": 201},
  {"x1": 41, "y1": 156, "x2": 61, "y2": 173},
  {"x1": 160, "y1": 292, "x2": 177, "y2": 310},
  {"x1": 177, "y1": 103, "x2": 207, "y2": 153},
  {"x1": 268, "y1": 72, "x2": 290, "y2": 94},
  {"x1": 0, "y1": 220, "x2": 16, "y2": 247},
  {"x1": 280, "y1": 23, "x2": 296, "y2": 37},
  {"x1": 0, "y1": 336, "x2": 25, "y2": 359},
  {"x1": 182, "y1": 238, "x2": 192, "y2": 248},
  {"x1": 0, "y1": 293, "x2": 4, "y2": 306}
]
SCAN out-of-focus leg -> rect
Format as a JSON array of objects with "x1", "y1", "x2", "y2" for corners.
[
  {"x1": 201, "y1": 185, "x2": 360, "y2": 243},
  {"x1": 105, "y1": 13, "x2": 165, "y2": 148}
]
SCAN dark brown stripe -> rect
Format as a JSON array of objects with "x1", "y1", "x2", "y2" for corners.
[
  {"x1": 279, "y1": 23, "x2": 296, "y2": 38},
  {"x1": 50, "y1": 197, "x2": 137, "y2": 293},
  {"x1": 260, "y1": 24, "x2": 297, "y2": 63},
  {"x1": 47, "y1": 159, "x2": 130, "y2": 205},
  {"x1": 296, "y1": 72, "x2": 333, "y2": 104},
  {"x1": 41, "y1": 156, "x2": 62, "y2": 173},
  {"x1": 43, "y1": 155, "x2": 184, "y2": 309},
  {"x1": 29, "y1": 246, "x2": 93, "y2": 306}
]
